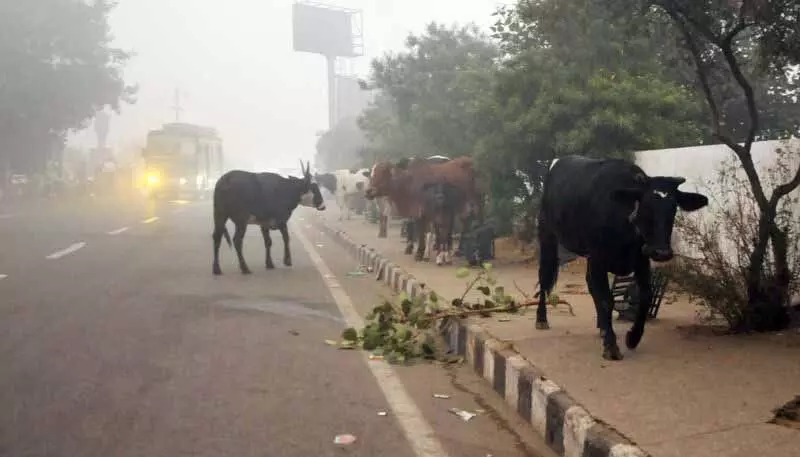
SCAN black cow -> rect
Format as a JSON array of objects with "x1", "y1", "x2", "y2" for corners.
[
  {"x1": 212, "y1": 161, "x2": 325, "y2": 275},
  {"x1": 536, "y1": 155, "x2": 708, "y2": 360}
]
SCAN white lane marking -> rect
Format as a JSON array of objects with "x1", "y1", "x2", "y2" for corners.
[
  {"x1": 291, "y1": 223, "x2": 451, "y2": 457},
  {"x1": 142, "y1": 217, "x2": 159, "y2": 224},
  {"x1": 0, "y1": 274, "x2": 7, "y2": 280},
  {"x1": 107, "y1": 227, "x2": 129, "y2": 235},
  {"x1": 46, "y1": 242, "x2": 87, "y2": 260}
]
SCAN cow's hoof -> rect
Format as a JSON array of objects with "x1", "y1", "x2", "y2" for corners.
[
  {"x1": 602, "y1": 345, "x2": 624, "y2": 361},
  {"x1": 283, "y1": 259, "x2": 292, "y2": 267},
  {"x1": 241, "y1": 268, "x2": 252, "y2": 275},
  {"x1": 535, "y1": 321, "x2": 550, "y2": 330},
  {"x1": 266, "y1": 263, "x2": 275, "y2": 270},
  {"x1": 598, "y1": 329, "x2": 606, "y2": 339},
  {"x1": 625, "y1": 330, "x2": 642, "y2": 349},
  {"x1": 404, "y1": 247, "x2": 414, "y2": 255},
  {"x1": 212, "y1": 266, "x2": 222, "y2": 276}
]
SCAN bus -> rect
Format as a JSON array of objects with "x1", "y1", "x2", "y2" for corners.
[{"x1": 141, "y1": 123, "x2": 224, "y2": 200}]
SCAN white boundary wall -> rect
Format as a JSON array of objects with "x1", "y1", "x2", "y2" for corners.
[{"x1": 633, "y1": 139, "x2": 800, "y2": 261}]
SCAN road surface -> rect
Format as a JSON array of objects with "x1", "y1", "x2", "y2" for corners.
[{"x1": 0, "y1": 196, "x2": 553, "y2": 457}]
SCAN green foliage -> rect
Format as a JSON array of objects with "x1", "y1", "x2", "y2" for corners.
[
  {"x1": 354, "y1": 0, "x2": 799, "y2": 239},
  {"x1": 337, "y1": 263, "x2": 523, "y2": 364},
  {"x1": 0, "y1": 0, "x2": 135, "y2": 173},
  {"x1": 357, "y1": 23, "x2": 499, "y2": 162}
]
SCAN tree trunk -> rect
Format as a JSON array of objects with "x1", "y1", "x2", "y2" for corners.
[{"x1": 741, "y1": 207, "x2": 790, "y2": 332}]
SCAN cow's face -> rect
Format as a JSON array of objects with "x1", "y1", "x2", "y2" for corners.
[
  {"x1": 300, "y1": 182, "x2": 326, "y2": 210},
  {"x1": 299, "y1": 160, "x2": 325, "y2": 211},
  {"x1": 612, "y1": 176, "x2": 708, "y2": 262},
  {"x1": 363, "y1": 162, "x2": 393, "y2": 200}
]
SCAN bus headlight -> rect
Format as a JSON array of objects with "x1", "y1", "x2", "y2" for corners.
[
  {"x1": 179, "y1": 177, "x2": 188, "y2": 185},
  {"x1": 146, "y1": 172, "x2": 160, "y2": 186}
]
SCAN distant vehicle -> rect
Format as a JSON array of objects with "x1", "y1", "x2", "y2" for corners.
[{"x1": 141, "y1": 122, "x2": 224, "y2": 200}]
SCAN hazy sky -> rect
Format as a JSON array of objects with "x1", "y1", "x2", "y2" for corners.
[{"x1": 67, "y1": 0, "x2": 506, "y2": 171}]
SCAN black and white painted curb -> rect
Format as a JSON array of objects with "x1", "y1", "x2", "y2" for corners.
[{"x1": 314, "y1": 218, "x2": 650, "y2": 457}]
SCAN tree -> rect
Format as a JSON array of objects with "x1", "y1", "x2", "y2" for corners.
[
  {"x1": 624, "y1": 0, "x2": 800, "y2": 330},
  {"x1": 0, "y1": 0, "x2": 135, "y2": 176},
  {"x1": 356, "y1": 93, "x2": 435, "y2": 166},
  {"x1": 480, "y1": 0, "x2": 709, "y2": 234},
  {"x1": 360, "y1": 23, "x2": 499, "y2": 160}
]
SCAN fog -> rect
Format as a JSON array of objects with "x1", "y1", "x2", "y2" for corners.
[{"x1": 66, "y1": 0, "x2": 504, "y2": 173}]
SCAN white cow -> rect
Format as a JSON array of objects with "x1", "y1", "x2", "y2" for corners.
[{"x1": 314, "y1": 168, "x2": 371, "y2": 220}]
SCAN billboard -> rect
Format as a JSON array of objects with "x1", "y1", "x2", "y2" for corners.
[{"x1": 292, "y1": 2, "x2": 359, "y2": 57}]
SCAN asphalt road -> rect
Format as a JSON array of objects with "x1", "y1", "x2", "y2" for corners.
[{"x1": 0, "y1": 195, "x2": 553, "y2": 457}]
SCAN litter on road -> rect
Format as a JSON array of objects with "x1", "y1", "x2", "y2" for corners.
[
  {"x1": 449, "y1": 408, "x2": 477, "y2": 422},
  {"x1": 333, "y1": 434, "x2": 357, "y2": 445},
  {"x1": 433, "y1": 394, "x2": 451, "y2": 399},
  {"x1": 377, "y1": 411, "x2": 388, "y2": 416}
]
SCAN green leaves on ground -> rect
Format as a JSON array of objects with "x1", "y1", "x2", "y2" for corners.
[{"x1": 334, "y1": 263, "x2": 526, "y2": 364}]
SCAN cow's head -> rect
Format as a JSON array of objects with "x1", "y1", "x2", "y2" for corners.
[
  {"x1": 298, "y1": 160, "x2": 326, "y2": 210},
  {"x1": 363, "y1": 161, "x2": 392, "y2": 200},
  {"x1": 611, "y1": 176, "x2": 708, "y2": 262}
]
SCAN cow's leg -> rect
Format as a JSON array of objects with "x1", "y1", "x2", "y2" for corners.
[
  {"x1": 425, "y1": 223, "x2": 435, "y2": 262},
  {"x1": 414, "y1": 217, "x2": 427, "y2": 261},
  {"x1": 433, "y1": 221, "x2": 444, "y2": 266},
  {"x1": 344, "y1": 194, "x2": 352, "y2": 220},
  {"x1": 586, "y1": 260, "x2": 623, "y2": 360},
  {"x1": 337, "y1": 194, "x2": 345, "y2": 221},
  {"x1": 260, "y1": 225, "x2": 275, "y2": 269},
  {"x1": 626, "y1": 254, "x2": 653, "y2": 350},
  {"x1": 233, "y1": 222, "x2": 251, "y2": 274},
  {"x1": 445, "y1": 210, "x2": 456, "y2": 264},
  {"x1": 378, "y1": 199, "x2": 388, "y2": 238},
  {"x1": 585, "y1": 267, "x2": 606, "y2": 338},
  {"x1": 212, "y1": 218, "x2": 226, "y2": 275},
  {"x1": 404, "y1": 219, "x2": 415, "y2": 255},
  {"x1": 279, "y1": 223, "x2": 292, "y2": 267},
  {"x1": 536, "y1": 219, "x2": 559, "y2": 330}
]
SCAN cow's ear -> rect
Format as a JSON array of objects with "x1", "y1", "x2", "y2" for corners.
[
  {"x1": 394, "y1": 158, "x2": 410, "y2": 169},
  {"x1": 610, "y1": 187, "x2": 643, "y2": 205},
  {"x1": 361, "y1": 170, "x2": 370, "y2": 178},
  {"x1": 676, "y1": 191, "x2": 708, "y2": 212}
]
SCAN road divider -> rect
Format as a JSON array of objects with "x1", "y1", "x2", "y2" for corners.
[
  {"x1": 46, "y1": 242, "x2": 87, "y2": 260},
  {"x1": 107, "y1": 227, "x2": 129, "y2": 235}
]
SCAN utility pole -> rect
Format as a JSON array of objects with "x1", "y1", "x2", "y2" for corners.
[{"x1": 171, "y1": 88, "x2": 184, "y2": 122}]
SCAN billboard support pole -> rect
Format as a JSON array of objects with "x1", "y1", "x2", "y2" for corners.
[{"x1": 326, "y1": 54, "x2": 336, "y2": 129}]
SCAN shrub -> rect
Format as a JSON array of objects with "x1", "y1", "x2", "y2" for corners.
[{"x1": 668, "y1": 143, "x2": 800, "y2": 332}]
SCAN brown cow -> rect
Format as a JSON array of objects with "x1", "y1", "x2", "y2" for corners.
[{"x1": 363, "y1": 156, "x2": 485, "y2": 263}]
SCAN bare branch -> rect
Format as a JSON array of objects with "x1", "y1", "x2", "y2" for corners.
[
  {"x1": 667, "y1": 10, "x2": 723, "y2": 137},
  {"x1": 771, "y1": 161, "x2": 800, "y2": 204}
]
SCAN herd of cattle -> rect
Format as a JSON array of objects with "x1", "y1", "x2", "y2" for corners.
[{"x1": 210, "y1": 155, "x2": 709, "y2": 361}]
